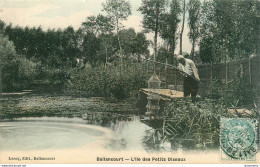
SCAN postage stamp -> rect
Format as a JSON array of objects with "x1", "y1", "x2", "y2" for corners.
[{"x1": 220, "y1": 118, "x2": 258, "y2": 161}]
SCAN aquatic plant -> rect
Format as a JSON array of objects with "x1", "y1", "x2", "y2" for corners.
[
  {"x1": 142, "y1": 98, "x2": 229, "y2": 151},
  {"x1": 68, "y1": 62, "x2": 151, "y2": 100}
]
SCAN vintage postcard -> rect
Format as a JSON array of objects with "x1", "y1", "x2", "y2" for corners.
[{"x1": 0, "y1": 0, "x2": 259, "y2": 166}]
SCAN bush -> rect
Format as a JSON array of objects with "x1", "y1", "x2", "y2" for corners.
[
  {"x1": 205, "y1": 75, "x2": 256, "y2": 108},
  {"x1": 205, "y1": 79, "x2": 223, "y2": 99},
  {"x1": 32, "y1": 65, "x2": 70, "y2": 93},
  {"x1": 0, "y1": 34, "x2": 17, "y2": 91},
  {"x1": 223, "y1": 76, "x2": 256, "y2": 108},
  {"x1": 163, "y1": 98, "x2": 227, "y2": 150},
  {"x1": 68, "y1": 62, "x2": 151, "y2": 100},
  {"x1": 15, "y1": 56, "x2": 37, "y2": 89}
]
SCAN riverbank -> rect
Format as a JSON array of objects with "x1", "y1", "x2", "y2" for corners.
[{"x1": 0, "y1": 93, "x2": 139, "y2": 119}]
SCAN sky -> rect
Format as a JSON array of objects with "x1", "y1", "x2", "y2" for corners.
[{"x1": 0, "y1": 0, "x2": 192, "y2": 54}]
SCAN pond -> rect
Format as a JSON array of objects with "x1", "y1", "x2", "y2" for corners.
[
  {"x1": 0, "y1": 93, "x2": 259, "y2": 153},
  {"x1": 0, "y1": 116, "x2": 150, "y2": 152}
]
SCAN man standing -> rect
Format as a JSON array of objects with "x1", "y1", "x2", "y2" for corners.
[{"x1": 177, "y1": 55, "x2": 200, "y2": 102}]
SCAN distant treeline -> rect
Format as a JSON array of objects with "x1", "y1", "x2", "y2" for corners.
[{"x1": 1, "y1": 24, "x2": 150, "y2": 68}]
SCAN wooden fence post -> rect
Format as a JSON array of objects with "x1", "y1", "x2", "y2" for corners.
[
  {"x1": 225, "y1": 51, "x2": 228, "y2": 85},
  {"x1": 210, "y1": 62, "x2": 213, "y2": 80},
  {"x1": 240, "y1": 63, "x2": 243, "y2": 78},
  {"x1": 249, "y1": 55, "x2": 252, "y2": 86}
]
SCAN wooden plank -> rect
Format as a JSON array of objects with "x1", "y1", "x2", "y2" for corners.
[{"x1": 142, "y1": 89, "x2": 184, "y2": 99}]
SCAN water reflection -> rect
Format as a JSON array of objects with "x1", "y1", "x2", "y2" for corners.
[
  {"x1": 82, "y1": 113, "x2": 150, "y2": 151},
  {"x1": 0, "y1": 116, "x2": 150, "y2": 151},
  {"x1": 0, "y1": 120, "x2": 105, "y2": 151},
  {"x1": 1, "y1": 114, "x2": 258, "y2": 152}
]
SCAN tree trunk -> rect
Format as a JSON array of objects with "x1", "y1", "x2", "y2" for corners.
[
  {"x1": 116, "y1": 18, "x2": 123, "y2": 74},
  {"x1": 225, "y1": 48, "x2": 228, "y2": 85},
  {"x1": 105, "y1": 43, "x2": 108, "y2": 66},
  {"x1": 138, "y1": 54, "x2": 141, "y2": 63},
  {"x1": 179, "y1": 0, "x2": 186, "y2": 55},
  {"x1": 191, "y1": 38, "x2": 195, "y2": 57},
  {"x1": 168, "y1": 44, "x2": 175, "y2": 65},
  {"x1": 154, "y1": 1, "x2": 160, "y2": 71}
]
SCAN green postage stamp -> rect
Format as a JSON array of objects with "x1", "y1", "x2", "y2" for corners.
[{"x1": 220, "y1": 118, "x2": 258, "y2": 161}]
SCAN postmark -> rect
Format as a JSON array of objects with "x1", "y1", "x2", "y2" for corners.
[{"x1": 220, "y1": 118, "x2": 258, "y2": 161}]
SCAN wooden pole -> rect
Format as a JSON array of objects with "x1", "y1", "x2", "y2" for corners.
[
  {"x1": 153, "y1": 1, "x2": 160, "y2": 72},
  {"x1": 210, "y1": 62, "x2": 213, "y2": 80},
  {"x1": 225, "y1": 50, "x2": 228, "y2": 85},
  {"x1": 249, "y1": 55, "x2": 252, "y2": 85},
  {"x1": 140, "y1": 57, "x2": 202, "y2": 84}
]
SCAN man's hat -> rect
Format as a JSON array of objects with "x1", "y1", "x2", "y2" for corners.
[{"x1": 177, "y1": 55, "x2": 185, "y2": 61}]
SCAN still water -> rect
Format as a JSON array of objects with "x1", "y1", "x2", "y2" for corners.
[{"x1": 0, "y1": 116, "x2": 150, "y2": 151}]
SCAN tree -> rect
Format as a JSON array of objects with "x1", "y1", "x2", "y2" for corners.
[
  {"x1": 118, "y1": 28, "x2": 136, "y2": 57},
  {"x1": 102, "y1": 0, "x2": 131, "y2": 55},
  {"x1": 199, "y1": 0, "x2": 258, "y2": 63},
  {"x1": 82, "y1": 32, "x2": 101, "y2": 65},
  {"x1": 62, "y1": 26, "x2": 81, "y2": 67},
  {"x1": 133, "y1": 32, "x2": 150, "y2": 61},
  {"x1": 198, "y1": 0, "x2": 217, "y2": 63},
  {"x1": 139, "y1": 0, "x2": 167, "y2": 66},
  {"x1": 118, "y1": 28, "x2": 150, "y2": 60},
  {"x1": 160, "y1": 0, "x2": 181, "y2": 64},
  {"x1": 81, "y1": 14, "x2": 115, "y2": 65},
  {"x1": 0, "y1": 34, "x2": 18, "y2": 91},
  {"x1": 5, "y1": 25, "x2": 25, "y2": 56},
  {"x1": 0, "y1": 20, "x2": 5, "y2": 33},
  {"x1": 179, "y1": 0, "x2": 186, "y2": 55},
  {"x1": 99, "y1": 33, "x2": 117, "y2": 64},
  {"x1": 188, "y1": 0, "x2": 200, "y2": 57},
  {"x1": 82, "y1": 14, "x2": 114, "y2": 64},
  {"x1": 157, "y1": 46, "x2": 169, "y2": 63},
  {"x1": 81, "y1": 14, "x2": 114, "y2": 36},
  {"x1": 231, "y1": 0, "x2": 258, "y2": 58}
]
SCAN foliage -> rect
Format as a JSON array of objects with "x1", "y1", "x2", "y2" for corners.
[
  {"x1": 102, "y1": 0, "x2": 132, "y2": 25},
  {"x1": 204, "y1": 79, "x2": 223, "y2": 99},
  {"x1": 204, "y1": 75, "x2": 256, "y2": 108},
  {"x1": 81, "y1": 14, "x2": 115, "y2": 64},
  {"x1": 199, "y1": 0, "x2": 258, "y2": 63},
  {"x1": 163, "y1": 98, "x2": 227, "y2": 150},
  {"x1": 118, "y1": 28, "x2": 150, "y2": 58},
  {"x1": 4, "y1": 25, "x2": 81, "y2": 68},
  {"x1": 81, "y1": 32, "x2": 102, "y2": 64},
  {"x1": 157, "y1": 47, "x2": 169, "y2": 63},
  {"x1": 187, "y1": 0, "x2": 201, "y2": 56},
  {"x1": 138, "y1": 0, "x2": 167, "y2": 34},
  {"x1": 0, "y1": 95, "x2": 138, "y2": 119},
  {"x1": 143, "y1": 71, "x2": 258, "y2": 151},
  {"x1": 68, "y1": 62, "x2": 151, "y2": 100},
  {"x1": 81, "y1": 14, "x2": 114, "y2": 36},
  {"x1": 133, "y1": 32, "x2": 150, "y2": 61},
  {"x1": 223, "y1": 75, "x2": 256, "y2": 108},
  {"x1": 102, "y1": 0, "x2": 132, "y2": 54},
  {"x1": 15, "y1": 56, "x2": 37, "y2": 89},
  {"x1": 139, "y1": 0, "x2": 167, "y2": 61},
  {"x1": 32, "y1": 65, "x2": 70, "y2": 92},
  {"x1": 0, "y1": 34, "x2": 18, "y2": 91},
  {"x1": 142, "y1": 99, "x2": 228, "y2": 151},
  {"x1": 160, "y1": 0, "x2": 181, "y2": 62},
  {"x1": 2, "y1": 22, "x2": 148, "y2": 67}
]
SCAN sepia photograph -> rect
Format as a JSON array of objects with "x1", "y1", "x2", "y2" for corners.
[{"x1": 0, "y1": 0, "x2": 259, "y2": 166}]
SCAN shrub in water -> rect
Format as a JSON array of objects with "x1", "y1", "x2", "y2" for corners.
[
  {"x1": 163, "y1": 98, "x2": 227, "y2": 150},
  {"x1": 68, "y1": 62, "x2": 150, "y2": 100}
]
